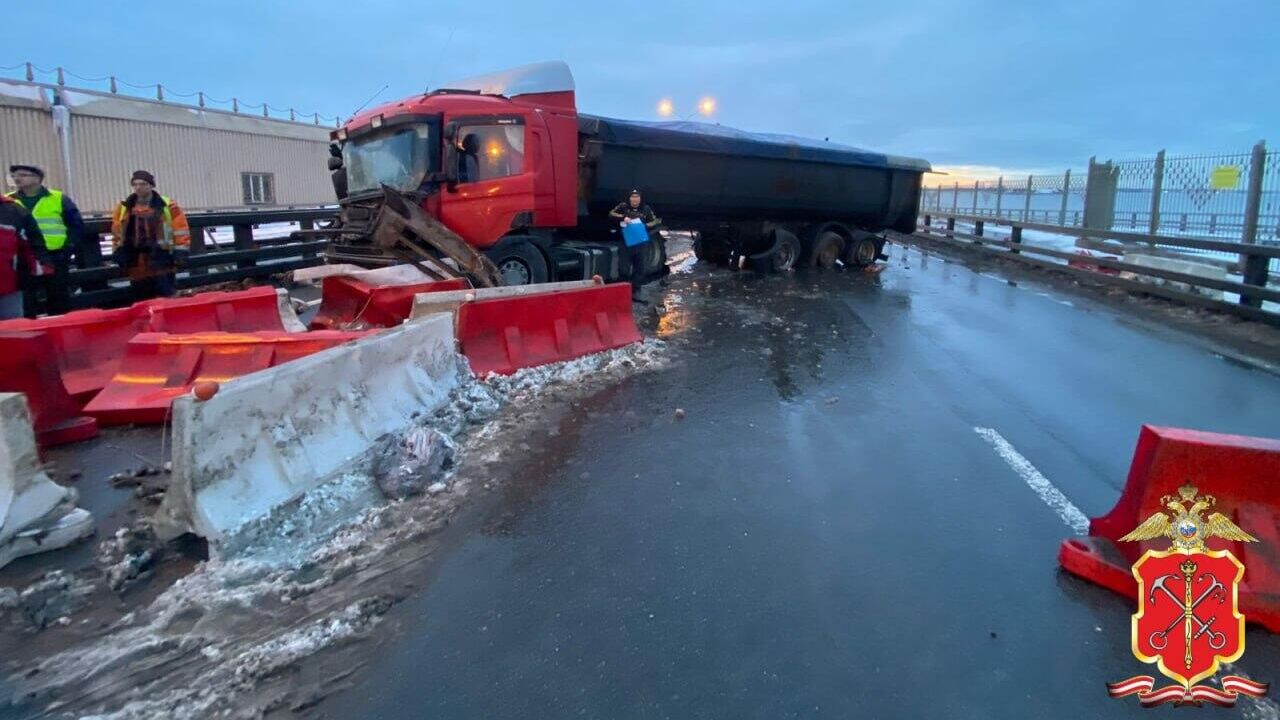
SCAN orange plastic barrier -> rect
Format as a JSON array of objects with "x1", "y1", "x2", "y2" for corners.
[
  {"x1": 140, "y1": 286, "x2": 300, "y2": 334},
  {"x1": 455, "y1": 283, "x2": 642, "y2": 376},
  {"x1": 83, "y1": 330, "x2": 368, "y2": 426},
  {"x1": 0, "y1": 307, "x2": 147, "y2": 403},
  {"x1": 0, "y1": 331, "x2": 98, "y2": 446},
  {"x1": 1058, "y1": 425, "x2": 1280, "y2": 632},
  {"x1": 310, "y1": 276, "x2": 469, "y2": 330}
]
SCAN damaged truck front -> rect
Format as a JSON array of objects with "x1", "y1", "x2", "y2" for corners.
[{"x1": 311, "y1": 61, "x2": 931, "y2": 286}]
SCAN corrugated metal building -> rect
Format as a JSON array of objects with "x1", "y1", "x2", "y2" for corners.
[{"x1": 0, "y1": 78, "x2": 334, "y2": 216}]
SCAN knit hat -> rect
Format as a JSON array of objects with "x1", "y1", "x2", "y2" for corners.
[
  {"x1": 8, "y1": 164, "x2": 44, "y2": 178},
  {"x1": 131, "y1": 170, "x2": 156, "y2": 187}
]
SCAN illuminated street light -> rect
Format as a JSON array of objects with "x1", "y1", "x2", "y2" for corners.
[
  {"x1": 657, "y1": 98, "x2": 674, "y2": 117},
  {"x1": 697, "y1": 97, "x2": 716, "y2": 116}
]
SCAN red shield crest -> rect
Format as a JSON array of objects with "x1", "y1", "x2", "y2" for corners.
[{"x1": 1132, "y1": 549, "x2": 1245, "y2": 688}]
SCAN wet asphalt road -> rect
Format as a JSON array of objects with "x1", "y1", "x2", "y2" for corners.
[{"x1": 318, "y1": 242, "x2": 1280, "y2": 719}]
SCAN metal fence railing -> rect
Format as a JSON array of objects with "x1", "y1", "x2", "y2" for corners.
[
  {"x1": 36, "y1": 207, "x2": 339, "y2": 314},
  {"x1": 921, "y1": 172, "x2": 1088, "y2": 227},
  {"x1": 912, "y1": 213, "x2": 1280, "y2": 324},
  {"x1": 920, "y1": 143, "x2": 1279, "y2": 274}
]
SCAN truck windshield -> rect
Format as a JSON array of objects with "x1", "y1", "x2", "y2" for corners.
[{"x1": 343, "y1": 123, "x2": 436, "y2": 195}]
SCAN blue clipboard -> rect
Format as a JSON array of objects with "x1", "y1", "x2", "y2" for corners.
[{"x1": 622, "y1": 222, "x2": 650, "y2": 247}]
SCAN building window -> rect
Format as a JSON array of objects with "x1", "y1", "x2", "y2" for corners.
[{"x1": 241, "y1": 172, "x2": 275, "y2": 205}]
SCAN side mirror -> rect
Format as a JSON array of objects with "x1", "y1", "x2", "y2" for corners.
[
  {"x1": 326, "y1": 156, "x2": 343, "y2": 171},
  {"x1": 442, "y1": 147, "x2": 459, "y2": 191}
]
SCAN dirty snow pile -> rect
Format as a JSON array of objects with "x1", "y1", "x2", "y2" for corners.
[{"x1": 4, "y1": 339, "x2": 669, "y2": 719}]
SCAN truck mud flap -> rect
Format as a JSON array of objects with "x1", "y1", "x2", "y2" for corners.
[
  {"x1": 0, "y1": 307, "x2": 148, "y2": 403},
  {"x1": 311, "y1": 276, "x2": 469, "y2": 330},
  {"x1": 154, "y1": 314, "x2": 458, "y2": 551},
  {"x1": 139, "y1": 287, "x2": 306, "y2": 334},
  {"x1": 410, "y1": 281, "x2": 641, "y2": 376},
  {"x1": 84, "y1": 331, "x2": 369, "y2": 426},
  {"x1": 1057, "y1": 425, "x2": 1280, "y2": 632},
  {"x1": 0, "y1": 332, "x2": 98, "y2": 447},
  {"x1": 0, "y1": 393, "x2": 94, "y2": 570}
]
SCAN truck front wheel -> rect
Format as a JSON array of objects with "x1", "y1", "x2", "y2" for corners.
[
  {"x1": 639, "y1": 234, "x2": 666, "y2": 277},
  {"x1": 487, "y1": 241, "x2": 549, "y2": 285}
]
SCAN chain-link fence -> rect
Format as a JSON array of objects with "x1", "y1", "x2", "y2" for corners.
[
  {"x1": 921, "y1": 143, "x2": 1279, "y2": 273},
  {"x1": 1107, "y1": 151, "x2": 1267, "y2": 239},
  {"x1": 922, "y1": 171, "x2": 1087, "y2": 227},
  {"x1": 923, "y1": 145, "x2": 1277, "y2": 240}
]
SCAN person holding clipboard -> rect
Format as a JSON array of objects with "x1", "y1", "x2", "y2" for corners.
[{"x1": 608, "y1": 189, "x2": 661, "y2": 302}]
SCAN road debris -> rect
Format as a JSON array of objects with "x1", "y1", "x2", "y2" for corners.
[{"x1": 372, "y1": 427, "x2": 453, "y2": 500}]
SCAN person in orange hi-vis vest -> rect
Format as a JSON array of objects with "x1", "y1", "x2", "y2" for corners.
[{"x1": 110, "y1": 170, "x2": 190, "y2": 300}]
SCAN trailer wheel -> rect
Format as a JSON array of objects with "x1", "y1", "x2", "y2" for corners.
[
  {"x1": 807, "y1": 231, "x2": 844, "y2": 269},
  {"x1": 694, "y1": 233, "x2": 730, "y2": 265},
  {"x1": 487, "y1": 241, "x2": 549, "y2": 285},
  {"x1": 845, "y1": 234, "x2": 878, "y2": 268},
  {"x1": 770, "y1": 229, "x2": 801, "y2": 272}
]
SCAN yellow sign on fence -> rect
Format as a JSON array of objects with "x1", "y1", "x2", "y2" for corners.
[{"x1": 1210, "y1": 165, "x2": 1242, "y2": 190}]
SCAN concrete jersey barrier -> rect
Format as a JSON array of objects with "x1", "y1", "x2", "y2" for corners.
[
  {"x1": 408, "y1": 279, "x2": 598, "y2": 326},
  {"x1": 155, "y1": 313, "x2": 459, "y2": 551},
  {"x1": 293, "y1": 263, "x2": 440, "y2": 287},
  {"x1": 0, "y1": 393, "x2": 94, "y2": 569}
]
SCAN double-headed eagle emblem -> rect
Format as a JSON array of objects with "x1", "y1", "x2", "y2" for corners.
[
  {"x1": 1106, "y1": 483, "x2": 1269, "y2": 707},
  {"x1": 1119, "y1": 483, "x2": 1257, "y2": 552}
]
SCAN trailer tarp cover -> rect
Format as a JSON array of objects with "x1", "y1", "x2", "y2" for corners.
[{"x1": 581, "y1": 115, "x2": 930, "y2": 173}]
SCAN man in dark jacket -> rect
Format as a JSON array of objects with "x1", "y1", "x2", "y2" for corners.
[
  {"x1": 0, "y1": 195, "x2": 42, "y2": 320},
  {"x1": 110, "y1": 170, "x2": 191, "y2": 301},
  {"x1": 8, "y1": 164, "x2": 85, "y2": 315},
  {"x1": 608, "y1": 189, "x2": 661, "y2": 301}
]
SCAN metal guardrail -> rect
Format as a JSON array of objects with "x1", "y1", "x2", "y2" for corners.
[
  {"x1": 913, "y1": 212, "x2": 1280, "y2": 326},
  {"x1": 50, "y1": 206, "x2": 340, "y2": 312}
]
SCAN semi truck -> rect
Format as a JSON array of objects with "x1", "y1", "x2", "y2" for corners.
[{"x1": 317, "y1": 62, "x2": 931, "y2": 286}]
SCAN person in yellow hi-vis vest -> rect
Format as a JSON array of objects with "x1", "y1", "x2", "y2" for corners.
[
  {"x1": 8, "y1": 164, "x2": 85, "y2": 316},
  {"x1": 110, "y1": 170, "x2": 190, "y2": 301}
]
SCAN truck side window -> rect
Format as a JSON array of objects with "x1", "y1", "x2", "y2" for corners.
[{"x1": 454, "y1": 124, "x2": 524, "y2": 182}]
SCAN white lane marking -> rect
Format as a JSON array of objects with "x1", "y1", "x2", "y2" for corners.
[
  {"x1": 973, "y1": 427, "x2": 1090, "y2": 535},
  {"x1": 975, "y1": 427, "x2": 1278, "y2": 719}
]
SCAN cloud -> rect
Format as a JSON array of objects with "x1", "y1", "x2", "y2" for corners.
[{"x1": 926, "y1": 164, "x2": 1066, "y2": 187}]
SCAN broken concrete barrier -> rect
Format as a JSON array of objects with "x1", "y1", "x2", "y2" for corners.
[
  {"x1": 1121, "y1": 254, "x2": 1228, "y2": 300},
  {"x1": 407, "y1": 279, "x2": 597, "y2": 325},
  {"x1": 155, "y1": 313, "x2": 459, "y2": 552},
  {"x1": 292, "y1": 263, "x2": 440, "y2": 287},
  {"x1": 0, "y1": 393, "x2": 94, "y2": 570}
]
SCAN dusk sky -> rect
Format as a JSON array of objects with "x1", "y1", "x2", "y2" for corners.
[{"x1": 7, "y1": 1, "x2": 1277, "y2": 182}]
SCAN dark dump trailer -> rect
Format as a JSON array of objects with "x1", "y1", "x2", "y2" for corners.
[{"x1": 574, "y1": 115, "x2": 931, "y2": 269}]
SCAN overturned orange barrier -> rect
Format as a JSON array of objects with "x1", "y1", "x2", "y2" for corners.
[
  {"x1": 83, "y1": 330, "x2": 368, "y2": 426},
  {"x1": 454, "y1": 283, "x2": 642, "y2": 376},
  {"x1": 0, "y1": 307, "x2": 148, "y2": 403},
  {"x1": 1058, "y1": 425, "x2": 1280, "y2": 632},
  {"x1": 140, "y1": 286, "x2": 306, "y2": 334},
  {"x1": 0, "y1": 331, "x2": 98, "y2": 446},
  {"x1": 310, "y1": 276, "x2": 468, "y2": 330}
]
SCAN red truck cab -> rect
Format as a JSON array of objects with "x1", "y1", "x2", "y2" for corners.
[{"x1": 331, "y1": 63, "x2": 583, "y2": 283}]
